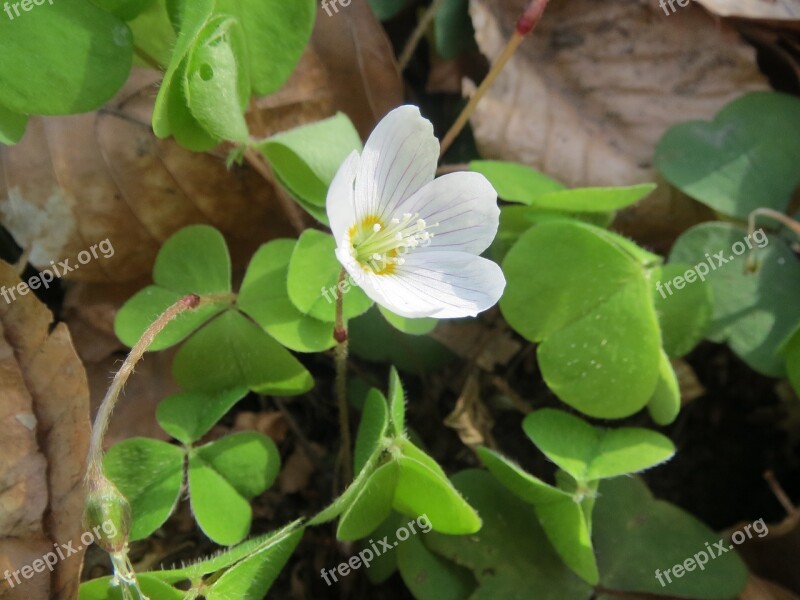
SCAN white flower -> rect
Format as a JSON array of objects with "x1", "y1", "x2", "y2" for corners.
[{"x1": 326, "y1": 105, "x2": 506, "y2": 319}]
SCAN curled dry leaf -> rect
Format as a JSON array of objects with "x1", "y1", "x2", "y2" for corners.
[
  {"x1": 0, "y1": 260, "x2": 90, "y2": 599},
  {"x1": 444, "y1": 372, "x2": 495, "y2": 448},
  {"x1": 671, "y1": 358, "x2": 706, "y2": 405},
  {"x1": 431, "y1": 320, "x2": 521, "y2": 371},
  {"x1": 467, "y1": 0, "x2": 768, "y2": 244},
  {"x1": 0, "y1": 6, "x2": 403, "y2": 284}
]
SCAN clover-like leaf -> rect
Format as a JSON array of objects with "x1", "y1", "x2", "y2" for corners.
[
  {"x1": 501, "y1": 220, "x2": 662, "y2": 418},
  {"x1": 189, "y1": 432, "x2": 280, "y2": 545},
  {"x1": 353, "y1": 388, "x2": 390, "y2": 475},
  {"x1": 0, "y1": 0, "x2": 132, "y2": 115},
  {"x1": 338, "y1": 461, "x2": 400, "y2": 541},
  {"x1": 238, "y1": 239, "x2": 335, "y2": 353},
  {"x1": 379, "y1": 306, "x2": 437, "y2": 336},
  {"x1": 669, "y1": 222, "x2": 800, "y2": 376},
  {"x1": 470, "y1": 160, "x2": 565, "y2": 204},
  {"x1": 655, "y1": 92, "x2": 800, "y2": 220},
  {"x1": 287, "y1": 229, "x2": 373, "y2": 322},
  {"x1": 156, "y1": 387, "x2": 249, "y2": 445},
  {"x1": 103, "y1": 438, "x2": 184, "y2": 541},
  {"x1": 0, "y1": 103, "x2": 28, "y2": 145},
  {"x1": 79, "y1": 574, "x2": 184, "y2": 600},
  {"x1": 172, "y1": 310, "x2": 313, "y2": 395},
  {"x1": 782, "y1": 323, "x2": 800, "y2": 396},
  {"x1": 258, "y1": 113, "x2": 362, "y2": 222},
  {"x1": 646, "y1": 350, "x2": 681, "y2": 426},
  {"x1": 523, "y1": 409, "x2": 675, "y2": 482},
  {"x1": 653, "y1": 263, "x2": 712, "y2": 358}
]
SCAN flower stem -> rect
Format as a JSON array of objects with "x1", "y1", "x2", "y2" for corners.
[
  {"x1": 398, "y1": 0, "x2": 448, "y2": 71},
  {"x1": 334, "y1": 268, "x2": 352, "y2": 487},
  {"x1": 86, "y1": 294, "x2": 201, "y2": 481},
  {"x1": 439, "y1": 0, "x2": 550, "y2": 157}
]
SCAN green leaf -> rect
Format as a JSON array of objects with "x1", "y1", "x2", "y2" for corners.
[
  {"x1": 90, "y1": 0, "x2": 155, "y2": 20},
  {"x1": 258, "y1": 113, "x2": 362, "y2": 212},
  {"x1": 379, "y1": 305, "x2": 437, "y2": 335},
  {"x1": 369, "y1": 0, "x2": 407, "y2": 20},
  {"x1": 114, "y1": 285, "x2": 226, "y2": 351},
  {"x1": 215, "y1": 0, "x2": 315, "y2": 96},
  {"x1": 128, "y1": 0, "x2": 177, "y2": 66},
  {"x1": 655, "y1": 92, "x2": 800, "y2": 220},
  {"x1": 523, "y1": 409, "x2": 675, "y2": 481},
  {"x1": 154, "y1": 224, "x2": 231, "y2": 294},
  {"x1": 349, "y1": 307, "x2": 456, "y2": 374},
  {"x1": 0, "y1": 103, "x2": 28, "y2": 145},
  {"x1": 397, "y1": 528, "x2": 476, "y2": 600},
  {"x1": 364, "y1": 512, "x2": 405, "y2": 584},
  {"x1": 393, "y1": 456, "x2": 481, "y2": 535},
  {"x1": 594, "y1": 477, "x2": 748, "y2": 597},
  {"x1": 782, "y1": 323, "x2": 800, "y2": 396},
  {"x1": 287, "y1": 229, "x2": 373, "y2": 322},
  {"x1": 500, "y1": 220, "x2": 662, "y2": 418},
  {"x1": 653, "y1": 263, "x2": 712, "y2": 357},
  {"x1": 184, "y1": 16, "x2": 250, "y2": 143},
  {"x1": 470, "y1": 160, "x2": 565, "y2": 204},
  {"x1": 647, "y1": 350, "x2": 681, "y2": 426},
  {"x1": 426, "y1": 470, "x2": 594, "y2": 600},
  {"x1": 435, "y1": 0, "x2": 476, "y2": 59},
  {"x1": 338, "y1": 461, "x2": 400, "y2": 541},
  {"x1": 172, "y1": 310, "x2": 313, "y2": 395},
  {"x1": 195, "y1": 432, "x2": 280, "y2": 498},
  {"x1": 79, "y1": 574, "x2": 183, "y2": 600},
  {"x1": 388, "y1": 367, "x2": 406, "y2": 436},
  {"x1": 238, "y1": 239, "x2": 335, "y2": 352},
  {"x1": 0, "y1": 1, "x2": 132, "y2": 115},
  {"x1": 529, "y1": 184, "x2": 655, "y2": 213},
  {"x1": 310, "y1": 452, "x2": 381, "y2": 525},
  {"x1": 476, "y1": 447, "x2": 598, "y2": 583},
  {"x1": 188, "y1": 456, "x2": 251, "y2": 545},
  {"x1": 103, "y1": 438, "x2": 184, "y2": 541},
  {"x1": 354, "y1": 388, "x2": 389, "y2": 475},
  {"x1": 156, "y1": 387, "x2": 249, "y2": 444},
  {"x1": 204, "y1": 528, "x2": 304, "y2": 599},
  {"x1": 669, "y1": 222, "x2": 800, "y2": 376}
]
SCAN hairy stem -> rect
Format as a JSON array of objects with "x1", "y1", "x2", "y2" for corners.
[
  {"x1": 439, "y1": 0, "x2": 550, "y2": 157},
  {"x1": 86, "y1": 294, "x2": 201, "y2": 480},
  {"x1": 334, "y1": 268, "x2": 352, "y2": 487}
]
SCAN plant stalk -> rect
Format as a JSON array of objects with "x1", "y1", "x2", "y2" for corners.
[{"x1": 334, "y1": 268, "x2": 352, "y2": 486}]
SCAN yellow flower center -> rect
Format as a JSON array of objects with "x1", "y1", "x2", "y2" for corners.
[{"x1": 347, "y1": 212, "x2": 437, "y2": 275}]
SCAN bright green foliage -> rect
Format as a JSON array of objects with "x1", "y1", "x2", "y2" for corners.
[
  {"x1": 78, "y1": 523, "x2": 304, "y2": 599},
  {"x1": 435, "y1": 0, "x2": 477, "y2": 59},
  {"x1": 655, "y1": 92, "x2": 800, "y2": 220},
  {"x1": 104, "y1": 430, "x2": 280, "y2": 545},
  {"x1": 287, "y1": 229, "x2": 373, "y2": 322},
  {"x1": 238, "y1": 239, "x2": 336, "y2": 352},
  {"x1": 257, "y1": 114, "x2": 363, "y2": 223},
  {"x1": 156, "y1": 388, "x2": 249, "y2": 445},
  {"x1": 0, "y1": 104, "x2": 28, "y2": 145},
  {"x1": 397, "y1": 531, "x2": 476, "y2": 599},
  {"x1": 0, "y1": 1, "x2": 132, "y2": 123},
  {"x1": 312, "y1": 369, "x2": 482, "y2": 540},
  {"x1": 115, "y1": 226, "x2": 315, "y2": 395},
  {"x1": 523, "y1": 409, "x2": 675, "y2": 482},
  {"x1": 349, "y1": 307, "x2": 456, "y2": 373},
  {"x1": 647, "y1": 350, "x2": 681, "y2": 426},
  {"x1": 669, "y1": 222, "x2": 800, "y2": 376},
  {"x1": 419, "y1": 469, "x2": 594, "y2": 599},
  {"x1": 470, "y1": 160, "x2": 565, "y2": 203},
  {"x1": 501, "y1": 220, "x2": 666, "y2": 418},
  {"x1": 594, "y1": 477, "x2": 748, "y2": 598},
  {"x1": 90, "y1": 0, "x2": 155, "y2": 20},
  {"x1": 653, "y1": 263, "x2": 712, "y2": 357},
  {"x1": 152, "y1": 0, "x2": 315, "y2": 149},
  {"x1": 379, "y1": 306, "x2": 438, "y2": 336},
  {"x1": 476, "y1": 409, "x2": 674, "y2": 583}
]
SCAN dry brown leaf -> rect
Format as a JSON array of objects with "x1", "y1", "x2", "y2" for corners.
[
  {"x1": 695, "y1": 0, "x2": 800, "y2": 22},
  {"x1": 234, "y1": 411, "x2": 289, "y2": 444},
  {"x1": 444, "y1": 372, "x2": 495, "y2": 447},
  {"x1": 671, "y1": 358, "x2": 707, "y2": 404},
  {"x1": 279, "y1": 443, "x2": 325, "y2": 495},
  {"x1": 467, "y1": 0, "x2": 768, "y2": 244},
  {"x1": 311, "y1": 3, "x2": 404, "y2": 137},
  {"x1": 740, "y1": 574, "x2": 800, "y2": 600},
  {"x1": 0, "y1": 260, "x2": 90, "y2": 599}
]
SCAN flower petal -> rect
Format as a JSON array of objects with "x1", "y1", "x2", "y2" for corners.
[
  {"x1": 355, "y1": 105, "x2": 439, "y2": 223},
  {"x1": 348, "y1": 251, "x2": 506, "y2": 319},
  {"x1": 396, "y1": 171, "x2": 499, "y2": 255},
  {"x1": 327, "y1": 149, "x2": 361, "y2": 246}
]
